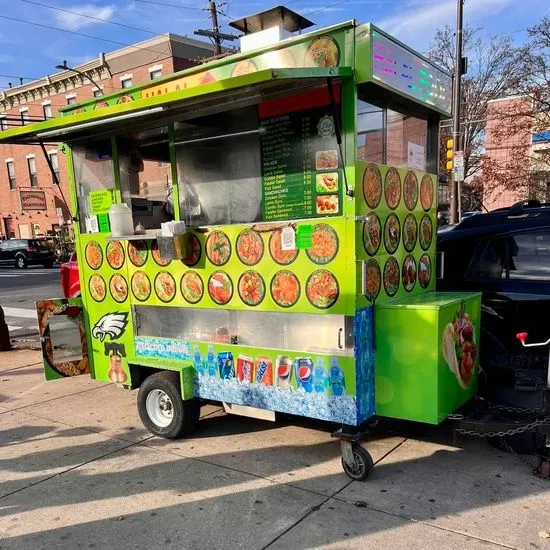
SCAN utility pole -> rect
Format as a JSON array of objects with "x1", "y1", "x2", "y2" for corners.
[
  {"x1": 209, "y1": 1, "x2": 221, "y2": 56},
  {"x1": 450, "y1": 0, "x2": 464, "y2": 225}
]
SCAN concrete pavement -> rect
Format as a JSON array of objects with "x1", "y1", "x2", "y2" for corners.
[{"x1": 0, "y1": 349, "x2": 549, "y2": 549}]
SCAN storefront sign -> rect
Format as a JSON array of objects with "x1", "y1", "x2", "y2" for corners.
[{"x1": 20, "y1": 190, "x2": 47, "y2": 211}]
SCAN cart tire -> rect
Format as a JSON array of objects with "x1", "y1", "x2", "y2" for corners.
[
  {"x1": 137, "y1": 371, "x2": 199, "y2": 439},
  {"x1": 341, "y1": 443, "x2": 373, "y2": 481}
]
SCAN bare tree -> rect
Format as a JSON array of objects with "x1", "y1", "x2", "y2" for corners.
[{"x1": 427, "y1": 26, "x2": 527, "y2": 208}]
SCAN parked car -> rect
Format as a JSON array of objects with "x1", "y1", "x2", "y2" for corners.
[
  {"x1": 438, "y1": 200, "x2": 550, "y2": 409},
  {"x1": 0, "y1": 238, "x2": 56, "y2": 268},
  {"x1": 60, "y1": 251, "x2": 80, "y2": 298}
]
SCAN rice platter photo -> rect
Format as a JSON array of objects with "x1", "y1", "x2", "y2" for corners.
[
  {"x1": 383, "y1": 213, "x2": 401, "y2": 255},
  {"x1": 270, "y1": 270, "x2": 300, "y2": 308},
  {"x1": 403, "y1": 214, "x2": 418, "y2": 252},
  {"x1": 208, "y1": 271, "x2": 233, "y2": 305},
  {"x1": 420, "y1": 173, "x2": 434, "y2": 210},
  {"x1": 306, "y1": 224, "x2": 339, "y2": 265},
  {"x1": 238, "y1": 271, "x2": 266, "y2": 306},
  {"x1": 304, "y1": 36, "x2": 340, "y2": 67},
  {"x1": 306, "y1": 269, "x2": 339, "y2": 309},
  {"x1": 365, "y1": 259, "x2": 381, "y2": 301},
  {"x1": 362, "y1": 163, "x2": 382, "y2": 209},
  {"x1": 403, "y1": 170, "x2": 419, "y2": 211},
  {"x1": 106, "y1": 241, "x2": 124, "y2": 269},
  {"x1": 206, "y1": 230, "x2": 231, "y2": 266},
  {"x1": 383, "y1": 256, "x2": 399, "y2": 297},
  {"x1": 128, "y1": 240, "x2": 148, "y2": 267},
  {"x1": 418, "y1": 254, "x2": 432, "y2": 288},
  {"x1": 419, "y1": 214, "x2": 433, "y2": 250},
  {"x1": 85, "y1": 241, "x2": 103, "y2": 270},
  {"x1": 363, "y1": 213, "x2": 381, "y2": 256},
  {"x1": 236, "y1": 229, "x2": 264, "y2": 266},
  {"x1": 89, "y1": 275, "x2": 106, "y2": 302},
  {"x1": 181, "y1": 271, "x2": 204, "y2": 304},
  {"x1": 183, "y1": 233, "x2": 202, "y2": 267},
  {"x1": 152, "y1": 240, "x2": 171, "y2": 266},
  {"x1": 131, "y1": 271, "x2": 151, "y2": 301},
  {"x1": 155, "y1": 271, "x2": 176, "y2": 303},
  {"x1": 384, "y1": 167, "x2": 402, "y2": 210},
  {"x1": 269, "y1": 229, "x2": 298, "y2": 265},
  {"x1": 109, "y1": 274, "x2": 128, "y2": 303},
  {"x1": 401, "y1": 255, "x2": 417, "y2": 292}
]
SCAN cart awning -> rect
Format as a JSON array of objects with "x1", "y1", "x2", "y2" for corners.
[{"x1": 0, "y1": 67, "x2": 352, "y2": 145}]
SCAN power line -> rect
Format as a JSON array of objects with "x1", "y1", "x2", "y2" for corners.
[
  {"x1": 303, "y1": 0, "x2": 352, "y2": 17},
  {"x1": 0, "y1": 14, "x2": 179, "y2": 57},
  {"x1": 20, "y1": 0, "x2": 162, "y2": 36},
  {"x1": 134, "y1": 0, "x2": 206, "y2": 10}
]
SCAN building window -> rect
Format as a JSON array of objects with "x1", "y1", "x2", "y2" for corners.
[
  {"x1": 6, "y1": 161, "x2": 16, "y2": 189},
  {"x1": 121, "y1": 78, "x2": 133, "y2": 89},
  {"x1": 93, "y1": 89, "x2": 103, "y2": 97},
  {"x1": 43, "y1": 104, "x2": 53, "y2": 119},
  {"x1": 150, "y1": 69, "x2": 162, "y2": 80},
  {"x1": 27, "y1": 156, "x2": 38, "y2": 187},
  {"x1": 49, "y1": 152, "x2": 59, "y2": 184},
  {"x1": 66, "y1": 95, "x2": 76, "y2": 105},
  {"x1": 20, "y1": 109, "x2": 29, "y2": 125},
  {"x1": 0, "y1": 116, "x2": 7, "y2": 131}
]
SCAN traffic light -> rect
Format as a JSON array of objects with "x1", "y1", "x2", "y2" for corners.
[{"x1": 445, "y1": 138, "x2": 454, "y2": 172}]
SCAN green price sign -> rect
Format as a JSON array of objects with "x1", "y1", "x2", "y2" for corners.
[
  {"x1": 297, "y1": 224, "x2": 313, "y2": 249},
  {"x1": 89, "y1": 189, "x2": 114, "y2": 215}
]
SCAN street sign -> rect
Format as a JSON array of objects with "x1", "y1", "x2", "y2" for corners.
[{"x1": 453, "y1": 151, "x2": 464, "y2": 181}]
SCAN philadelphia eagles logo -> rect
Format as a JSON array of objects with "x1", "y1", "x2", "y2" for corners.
[{"x1": 92, "y1": 312, "x2": 129, "y2": 342}]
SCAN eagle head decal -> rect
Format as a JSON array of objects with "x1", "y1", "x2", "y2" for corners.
[{"x1": 92, "y1": 312, "x2": 129, "y2": 342}]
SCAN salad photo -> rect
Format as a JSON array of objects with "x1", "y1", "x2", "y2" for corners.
[
  {"x1": 155, "y1": 272, "x2": 176, "y2": 303},
  {"x1": 180, "y1": 271, "x2": 204, "y2": 304},
  {"x1": 236, "y1": 229, "x2": 264, "y2": 266},
  {"x1": 208, "y1": 271, "x2": 233, "y2": 305},
  {"x1": 106, "y1": 241, "x2": 124, "y2": 269},
  {"x1": 109, "y1": 274, "x2": 128, "y2": 303},
  {"x1": 306, "y1": 269, "x2": 339, "y2": 309},
  {"x1": 206, "y1": 230, "x2": 231, "y2": 266},
  {"x1": 131, "y1": 271, "x2": 151, "y2": 301},
  {"x1": 383, "y1": 257, "x2": 399, "y2": 297},
  {"x1": 403, "y1": 214, "x2": 418, "y2": 252},
  {"x1": 271, "y1": 270, "x2": 300, "y2": 308},
  {"x1": 305, "y1": 36, "x2": 340, "y2": 67},
  {"x1": 238, "y1": 271, "x2": 266, "y2": 306},
  {"x1": 85, "y1": 241, "x2": 103, "y2": 270},
  {"x1": 306, "y1": 224, "x2": 338, "y2": 264},
  {"x1": 128, "y1": 240, "x2": 148, "y2": 267},
  {"x1": 89, "y1": 275, "x2": 106, "y2": 302},
  {"x1": 383, "y1": 213, "x2": 400, "y2": 255},
  {"x1": 419, "y1": 214, "x2": 433, "y2": 251}
]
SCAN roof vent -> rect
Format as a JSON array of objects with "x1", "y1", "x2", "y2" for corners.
[{"x1": 229, "y1": 6, "x2": 314, "y2": 53}]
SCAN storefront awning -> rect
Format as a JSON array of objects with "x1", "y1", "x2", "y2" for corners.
[{"x1": 0, "y1": 67, "x2": 352, "y2": 145}]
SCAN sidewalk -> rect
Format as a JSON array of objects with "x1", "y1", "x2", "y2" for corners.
[{"x1": 0, "y1": 349, "x2": 549, "y2": 549}]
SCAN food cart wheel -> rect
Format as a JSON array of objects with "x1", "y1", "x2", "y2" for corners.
[
  {"x1": 138, "y1": 371, "x2": 200, "y2": 439},
  {"x1": 341, "y1": 441, "x2": 373, "y2": 481}
]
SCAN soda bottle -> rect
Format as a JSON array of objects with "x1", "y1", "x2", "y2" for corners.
[
  {"x1": 312, "y1": 358, "x2": 327, "y2": 393},
  {"x1": 207, "y1": 345, "x2": 217, "y2": 377},
  {"x1": 193, "y1": 345, "x2": 204, "y2": 375},
  {"x1": 329, "y1": 357, "x2": 345, "y2": 396}
]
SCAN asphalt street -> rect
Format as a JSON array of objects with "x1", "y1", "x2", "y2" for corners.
[{"x1": 0, "y1": 266, "x2": 62, "y2": 341}]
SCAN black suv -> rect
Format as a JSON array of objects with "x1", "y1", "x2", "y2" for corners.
[
  {"x1": 0, "y1": 239, "x2": 55, "y2": 268},
  {"x1": 438, "y1": 200, "x2": 550, "y2": 407}
]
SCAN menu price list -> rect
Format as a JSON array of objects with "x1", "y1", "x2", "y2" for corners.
[{"x1": 260, "y1": 106, "x2": 341, "y2": 222}]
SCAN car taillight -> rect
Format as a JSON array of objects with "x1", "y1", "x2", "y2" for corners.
[{"x1": 26, "y1": 246, "x2": 38, "y2": 252}]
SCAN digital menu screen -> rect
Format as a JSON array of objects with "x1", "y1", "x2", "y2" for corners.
[
  {"x1": 259, "y1": 91, "x2": 342, "y2": 222},
  {"x1": 371, "y1": 29, "x2": 452, "y2": 115}
]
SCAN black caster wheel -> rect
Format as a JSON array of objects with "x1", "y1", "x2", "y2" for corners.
[{"x1": 341, "y1": 441, "x2": 374, "y2": 481}]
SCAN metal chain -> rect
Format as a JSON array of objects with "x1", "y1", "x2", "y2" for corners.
[
  {"x1": 454, "y1": 416, "x2": 550, "y2": 439},
  {"x1": 498, "y1": 437, "x2": 549, "y2": 481}
]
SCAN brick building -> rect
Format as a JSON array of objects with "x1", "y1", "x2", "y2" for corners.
[{"x1": 0, "y1": 34, "x2": 213, "y2": 239}]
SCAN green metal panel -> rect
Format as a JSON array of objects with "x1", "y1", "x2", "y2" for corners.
[
  {"x1": 168, "y1": 124, "x2": 180, "y2": 222},
  {"x1": 354, "y1": 23, "x2": 372, "y2": 85}
]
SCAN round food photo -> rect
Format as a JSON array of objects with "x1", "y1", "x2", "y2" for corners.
[
  {"x1": 363, "y1": 213, "x2": 381, "y2": 256},
  {"x1": 109, "y1": 274, "x2": 128, "y2": 303},
  {"x1": 85, "y1": 240, "x2": 103, "y2": 270},
  {"x1": 420, "y1": 173, "x2": 434, "y2": 211},
  {"x1": 180, "y1": 271, "x2": 204, "y2": 304},
  {"x1": 306, "y1": 224, "x2": 339, "y2": 265},
  {"x1": 418, "y1": 254, "x2": 432, "y2": 288},
  {"x1": 206, "y1": 230, "x2": 231, "y2": 266},
  {"x1": 152, "y1": 240, "x2": 171, "y2": 267},
  {"x1": 269, "y1": 228, "x2": 298, "y2": 265},
  {"x1": 304, "y1": 36, "x2": 340, "y2": 67},
  {"x1": 383, "y1": 213, "x2": 401, "y2": 255},
  {"x1": 403, "y1": 213, "x2": 418, "y2": 252},
  {"x1": 442, "y1": 310, "x2": 477, "y2": 389},
  {"x1": 419, "y1": 214, "x2": 433, "y2": 250},
  {"x1": 154, "y1": 271, "x2": 176, "y2": 303},
  {"x1": 384, "y1": 167, "x2": 402, "y2": 210},
  {"x1": 306, "y1": 269, "x2": 339, "y2": 309},
  {"x1": 88, "y1": 275, "x2": 106, "y2": 302},
  {"x1": 236, "y1": 229, "x2": 264, "y2": 266},
  {"x1": 183, "y1": 233, "x2": 202, "y2": 267},
  {"x1": 362, "y1": 163, "x2": 382, "y2": 209},
  {"x1": 365, "y1": 259, "x2": 381, "y2": 301},
  {"x1": 231, "y1": 59, "x2": 257, "y2": 77},
  {"x1": 106, "y1": 241, "x2": 125, "y2": 269},
  {"x1": 208, "y1": 271, "x2": 233, "y2": 305},
  {"x1": 403, "y1": 171, "x2": 419, "y2": 211},
  {"x1": 402, "y1": 254, "x2": 417, "y2": 292},
  {"x1": 128, "y1": 240, "x2": 148, "y2": 267},
  {"x1": 238, "y1": 270, "x2": 266, "y2": 307},
  {"x1": 131, "y1": 271, "x2": 151, "y2": 301},
  {"x1": 270, "y1": 270, "x2": 300, "y2": 308},
  {"x1": 383, "y1": 256, "x2": 399, "y2": 297}
]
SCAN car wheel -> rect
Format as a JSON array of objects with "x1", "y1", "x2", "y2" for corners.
[
  {"x1": 137, "y1": 371, "x2": 200, "y2": 439},
  {"x1": 15, "y1": 256, "x2": 27, "y2": 269}
]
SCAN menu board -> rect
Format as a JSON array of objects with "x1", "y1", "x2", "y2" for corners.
[{"x1": 260, "y1": 105, "x2": 342, "y2": 222}]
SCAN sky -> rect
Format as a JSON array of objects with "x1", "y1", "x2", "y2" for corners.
[{"x1": 0, "y1": 0, "x2": 548, "y2": 90}]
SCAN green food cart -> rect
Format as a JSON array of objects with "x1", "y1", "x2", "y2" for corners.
[{"x1": 0, "y1": 7, "x2": 481, "y2": 480}]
